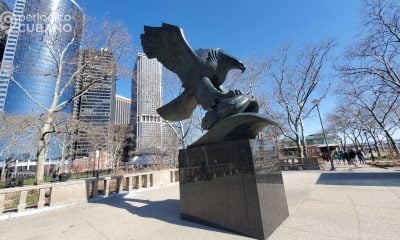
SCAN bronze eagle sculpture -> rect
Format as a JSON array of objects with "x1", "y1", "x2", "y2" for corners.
[{"x1": 141, "y1": 23, "x2": 259, "y2": 130}]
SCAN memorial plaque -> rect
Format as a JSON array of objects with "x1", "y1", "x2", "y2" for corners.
[{"x1": 179, "y1": 139, "x2": 289, "y2": 239}]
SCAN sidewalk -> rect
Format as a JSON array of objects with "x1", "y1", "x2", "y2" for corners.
[
  {"x1": 270, "y1": 171, "x2": 400, "y2": 240},
  {"x1": 319, "y1": 160, "x2": 400, "y2": 172},
  {"x1": 0, "y1": 170, "x2": 399, "y2": 240}
]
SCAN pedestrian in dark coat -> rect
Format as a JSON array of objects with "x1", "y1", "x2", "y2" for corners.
[
  {"x1": 357, "y1": 150, "x2": 365, "y2": 164},
  {"x1": 343, "y1": 151, "x2": 349, "y2": 165},
  {"x1": 349, "y1": 149, "x2": 357, "y2": 166}
]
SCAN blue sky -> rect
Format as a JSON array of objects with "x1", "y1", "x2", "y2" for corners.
[
  {"x1": 76, "y1": 0, "x2": 363, "y2": 135},
  {"x1": 4, "y1": 0, "x2": 363, "y2": 134},
  {"x1": 77, "y1": 0, "x2": 362, "y2": 52}
]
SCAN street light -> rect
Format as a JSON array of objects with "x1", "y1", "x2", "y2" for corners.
[
  {"x1": 95, "y1": 148, "x2": 100, "y2": 178},
  {"x1": 313, "y1": 99, "x2": 335, "y2": 171},
  {"x1": 93, "y1": 149, "x2": 100, "y2": 178}
]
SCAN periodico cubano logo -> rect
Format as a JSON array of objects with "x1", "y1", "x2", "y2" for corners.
[
  {"x1": 0, "y1": 11, "x2": 13, "y2": 34},
  {"x1": 0, "y1": 11, "x2": 73, "y2": 34}
]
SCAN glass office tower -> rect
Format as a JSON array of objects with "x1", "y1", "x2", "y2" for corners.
[
  {"x1": 72, "y1": 49, "x2": 116, "y2": 157},
  {"x1": 0, "y1": 0, "x2": 83, "y2": 114}
]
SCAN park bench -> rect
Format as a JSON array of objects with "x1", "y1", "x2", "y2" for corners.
[
  {"x1": 279, "y1": 158, "x2": 305, "y2": 171},
  {"x1": 279, "y1": 157, "x2": 320, "y2": 171}
]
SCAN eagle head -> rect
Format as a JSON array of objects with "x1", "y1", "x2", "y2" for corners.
[{"x1": 217, "y1": 49, "x2": 246, "y2": 73}]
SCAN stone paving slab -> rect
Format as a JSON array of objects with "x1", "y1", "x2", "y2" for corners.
[
  {"x1": 1, "y1": 170, "x2": 399, "y2": 240},
  {"x1": 269, "y1": 171, "x2": 400, "y2": 240}
]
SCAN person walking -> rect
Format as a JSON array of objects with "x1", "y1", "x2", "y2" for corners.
[
  {"x1": 334, "y1": 151, "x2": 339, "y2": 164},
  {"x1": 357, "y1": 150, "x2": 366, "y2": 164},
  {"x1": 349, "y1": 149, "x2": 357, "y2": 167},
  {"x1": 338, "y1": 150, "x2": 344, "y2": 164},
  {"x1": 343, "y1": 150, "x2": 349, "y2": 165}
]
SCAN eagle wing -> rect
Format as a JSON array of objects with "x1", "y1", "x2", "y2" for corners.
[
  {"x1": 141, "y1": 23, "x2": 204, "y2": 89},
  {"x1": 141, "y1": 23, "x2": 223, "y2": 121},
  {"x1": 157, "y1": 89, "x2": 197, "y2": 121}
]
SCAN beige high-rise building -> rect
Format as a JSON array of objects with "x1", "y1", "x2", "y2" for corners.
[
  {"x1": 131, "y1": 53, "x2": 163, "y2": 153},
  {"x1": 114, "y1": 94, "x2": 131, "y2": 125}
]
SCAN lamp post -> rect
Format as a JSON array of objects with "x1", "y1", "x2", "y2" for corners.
[
  {"x1": 313, "y1": 99, "x2": 335, "y2": 171},
  {"x1": 95, "y1": 149, "x2": 100, "y2": 178},
  {"x1": 363, "y1": 131, "x2": 375, "y2": 162},
  {"x1": 92, "y1": 151, "x2": 96, "y2": 177}
]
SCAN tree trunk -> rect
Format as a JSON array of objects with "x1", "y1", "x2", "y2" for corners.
[
  {"x1": 386, "y1": 135, "x2": 393, "y2": 157},
  {"x1": 302, "y1": 140, "x2": 308, "y2": 157},
  {"x1": 384, "y1": 129, "x2": 400, "y2": 157},
  {"x1": 356, "y1": 138, "x2": 365, "y2": 153},
  {"x1": 35, "y1": 117, "x2": 53, "y2": 184},
  {"x1": 35, "y1": 138, "x2": 47, "y2": 184},
  {"x1": 342, "y1": 132, "x2": 347, "y2": 151},
  {"x1": 59, "y1": 159, "x2": 65, "y2": 174},
  {"x1": 181, "y1": 139, "x2": 186, "y2": 149},
  {"x1": 349, "y1": 136, "x2": 357, "y2": 151},
  {"x1": 370, "y1": 132, "x2": 381, "y2": 157},
  {"x1": 1, "y1": 147, "x2": 11, "y2": 182},
  {"x1": 59, "y1": 148, "x2": 66, "y2": 174},
  {"x1": 1, "y1": 163, "x2": 6, "y2": 182},
  {"x1": 353, "y1": 137, "x2": 359, "y2": 151},
  {"x1": 358, "y1": 133, "x2": 366, "y2": 153},
  {"x1": 295, "y1": 135, "x2": 304, "y2": 158},
  {"x1": 300, "y1": 119, "x2": 308, "y2": 157},
  {"x1": 378, "y1": 138, "x2": 385, "y2": 152}
]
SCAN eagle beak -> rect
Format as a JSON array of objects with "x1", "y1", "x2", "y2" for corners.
[{"x1": 239, "y1": 63, "x2": 246, "y2": 73}]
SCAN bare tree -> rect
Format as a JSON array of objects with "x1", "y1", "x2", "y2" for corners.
[
  {"x1": 52, "y1": 114, "x2": 82, "y2": 173},
  {"x1": 162, "y1": 68, "x2": 201, "y2": 148},
  {"x1": 83, "y1": 122, "x2": 108, "y2": 154},
  {"x1": 7, "y1": 15, "x2": 133, "y2": 184},
  {"x1": 327, "y1": 97, "x2": 398, "y2": 157},
  {"x1": 340, "y1": 0, "x2": 400, "y2": 93},
  {"x1": 355, "y1": 109, "x2": 383, "y2": 156},
  {"x1": 69, "y1": 159, "x2": 85, "y2": 179},
  {"x1": 226, "y1": 55, "x2": 269, "y2": 96},
  {"x1": 137, "y1": 126, "x2": 169, "y2": 170},
  {"x1": 335, "y1": 0, "x2": 400, "y2": 158},
  {"x1": 0, "y1": 114, "x2": 36, "y2": 181},
  {"x1": 107, "y1": 124, "x2": 134, "y2": 172},
  {"x1": 267, "y1": 41, "x2": 335, "y2": 157},
  {"x1": 339, "y1": 73, "x2": 399, "y2": 156}
]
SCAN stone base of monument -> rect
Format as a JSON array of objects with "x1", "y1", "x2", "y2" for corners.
[{"x1": 178, "y1": 139, "x2": 289, "y2": 240}]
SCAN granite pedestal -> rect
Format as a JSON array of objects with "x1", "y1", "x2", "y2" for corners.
[{"x1": 179, "y1": 139, "x2": 289, "y2": 239}]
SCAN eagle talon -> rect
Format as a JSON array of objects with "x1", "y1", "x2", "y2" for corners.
[{"x1": 201, "y1": 94, "x2": 259, "y2": 130}]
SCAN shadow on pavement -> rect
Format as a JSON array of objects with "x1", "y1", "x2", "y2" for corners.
[
  {"x1": 317, "y1": 172, "x2": 400, "y2": 187},
  {"x1": 89, "y1": 195, "x2": 234, "y2": 235}
]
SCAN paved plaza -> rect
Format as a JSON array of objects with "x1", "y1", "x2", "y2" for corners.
[{"x1": 1, "y1": 166, "x2": 400, "y2": 240}]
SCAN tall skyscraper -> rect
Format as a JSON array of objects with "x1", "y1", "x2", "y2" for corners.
[
  {"x1": 0, "y1": 0, "x2": 83, "y2": 114},
  {"x1": 114, "y1": 94, "x2": 131, "y2": 125},
  {"x1": 131, "y1": 53, "x2": 163, "y2": 153},
  {"x1": 72, "y1": 49, "x2": 116, "y2": 157},
  {"x1": 0, "y1": 1, "x2": 10, "y2": 65}
]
